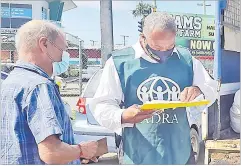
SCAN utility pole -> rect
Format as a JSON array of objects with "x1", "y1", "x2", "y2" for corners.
[
  {"x1": 100, "y1": 0, "x2": 114, "y2": 67},
  {"x1": 90, "y1": 40, "x2": 98, "y2": 46},
  {"x1": 153, "y1": 0, "x2": 157, "y2": 12},
  {"x1": 197, "y1": 0, "x2": 211, "y2": 15},
  {"x1": 203, "y1": 0, "x2": 206, "y2": 15},
  {"x1": 121, "y1": 35, "x2": 129, "y2": 46}
]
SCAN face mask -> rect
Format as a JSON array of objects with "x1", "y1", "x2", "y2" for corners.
[
  {"x1": 52, "y1": 51, "x2": 70, "y2": 76},
  {"x1": 146, "y1": 44, "x2": 174, "y2": 63}
]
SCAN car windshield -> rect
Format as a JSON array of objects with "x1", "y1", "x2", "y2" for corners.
[{"x1": 82, "y1": 69, "x2": 103, "y2": 98}]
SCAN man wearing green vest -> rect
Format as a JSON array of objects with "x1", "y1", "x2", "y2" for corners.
[{"x1": 90, "y1": 12, "x2": 217, "y2": 164}]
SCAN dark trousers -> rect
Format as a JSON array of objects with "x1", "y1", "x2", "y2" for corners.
[{"x1": 186, "y1": 148, "x2": 196, "y2": 165}]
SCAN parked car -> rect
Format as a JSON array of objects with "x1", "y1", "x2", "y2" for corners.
[
  {"x1": 73, "y1": 69, "x2": 204, "y2": 163},
  {"x1": 82, "y1": 65, "x2": 101, "y2": 81},
  {"x1": 72, "y1": 69, "x2": 117, "y2": 153},
  {"x1": 230, "y1": 89, "x2": 240, "y2": 133}
]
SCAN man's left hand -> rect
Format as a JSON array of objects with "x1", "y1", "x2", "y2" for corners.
[{"x1": 180, "y1": 86, "x2": 202, "y2": 102}]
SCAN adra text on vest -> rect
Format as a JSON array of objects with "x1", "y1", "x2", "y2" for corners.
[
  {"x1": 171, "y1": 15, "x2": 202, "y2": 38},
  {"x1": 141, "y1": 113, "x2": 179, "y2": 124}
]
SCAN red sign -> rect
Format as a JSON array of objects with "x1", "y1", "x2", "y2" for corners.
[{"x1": 76, "y1": 98, "x2": 86, "y2": 114}]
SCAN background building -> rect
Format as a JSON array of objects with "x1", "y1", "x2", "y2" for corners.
[{"x1": 1, "y1": 0, "x2": 78, "y2": 63}]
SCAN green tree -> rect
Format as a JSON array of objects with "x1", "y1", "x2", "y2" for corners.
[{"x1": 132, "y1": 2, "x2": 153, "y2": 18}]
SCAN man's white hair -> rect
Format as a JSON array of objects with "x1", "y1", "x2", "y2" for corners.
[
  {"x1": 143, "y1": 12, "x2": 176, "y2": 37},
  {"x1": 15, "y1": 20, "x2": 65, "y2": 53}
]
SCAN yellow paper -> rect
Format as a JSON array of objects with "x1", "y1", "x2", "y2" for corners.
[{"x1": 140, "y1": 100, "x2": 210, "y2": 110}]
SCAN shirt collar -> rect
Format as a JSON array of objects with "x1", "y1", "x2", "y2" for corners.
[
  {"x1": 15, "y1": 61, "x2": 52, "y2": 80},
  {"x1": 132, "y1": 40, "x2": 180, "y2": 63}
]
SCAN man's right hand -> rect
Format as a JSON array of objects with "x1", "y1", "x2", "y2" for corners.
[
  {"x1": 121, "y1": 105, "x2": 155, "y2": 124},
  {"x1": 79, "y1": 141, "x2": 98, "y2": 160}
]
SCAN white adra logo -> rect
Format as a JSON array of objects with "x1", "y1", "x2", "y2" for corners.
[
  {"x1": 137, "y1": 76, "x2": 181, "y2": 104},
  {"x1": 137, "y1": 77, "x2": 181, "y2": 124}
]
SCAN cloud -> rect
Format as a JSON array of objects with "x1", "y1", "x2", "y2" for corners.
[{"x1": 74, "y1": 1, "x2": 139, "y2": 11}]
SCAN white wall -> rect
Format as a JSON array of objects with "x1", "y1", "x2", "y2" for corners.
[
  {"x1": 1, "y1": 1, "x2": 49, "y2": 19},
  {"x1": 224, "y1": 27, "x2": 240, "y2": 52}
]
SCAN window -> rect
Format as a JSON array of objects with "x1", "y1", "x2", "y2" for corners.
[
  {"x1": 42, "y1": 7, "x2": 48, "y2": 20},
  {"x1": 1, "y1": 3, "x2": 32, "y2": 28},
  {"x1": 10, "y1": 18, "x2": 31, "y2": 28},
  {"x1": 10, "y1": 4, "x2": 32, "y2": 19},
  {"x1": 1, "y1": 3, "x2": 10, "y2": 18},
  {"x1": 1, "y1": 3, "x2": 10, "y2": 28},
  {"x1": 1, "y1": 18, "x2": 10, "y2": 28}
]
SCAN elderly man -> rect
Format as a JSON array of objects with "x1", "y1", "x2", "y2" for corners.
[
  {"x1": 90, "y1": 12, "x2": 218, "y2": 164},
  {"x1": 0, "y1": 20, "x2": 98, "y2": 164}
]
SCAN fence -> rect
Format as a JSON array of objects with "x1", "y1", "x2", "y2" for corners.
[
  {"x1": 223, "y1": 0, "x2": 240, "y2": 29},
  {"x1": 222, "y1": 0, "x2": 240, "y2": 52}
]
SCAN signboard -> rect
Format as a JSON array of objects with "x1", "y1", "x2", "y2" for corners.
[
  {"x1": 11, "y1": 8, "x2": 32, "y2": 18},
  {"x1": 169, "y1": 12, "x2": 215, "y2": 76},
  {"x1": 1, "y1": 7, "x2": 11, "y2": 18},
  {"x1": 1, "y1": 28, "x2": 17, "y2": 34},
  {"x1": 1, "y1": 34, "x2": 15, "y2": 43},
  {"x1": 169, "y1": 12, "x2": 215, "y2": 57},
  {"x1": 1, "y1": 3, "x2": 32, "y2": 19},
  {"x1": 196, "y1": 56, "x2": 214, "y2": 77}
]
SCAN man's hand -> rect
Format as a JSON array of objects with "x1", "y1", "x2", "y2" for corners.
[
  {"x1": 81, "y1": 157, "x2": 99, "y2": 164},
  {"x1": 180, "y1": 86, "x2": 202, "y2": 102},
  {"x1": 79, "y1": 141, "x2": 98, "y2": 160},
  {"x1": 121, "y1": 105, "x2": 155, "y2": 124}
]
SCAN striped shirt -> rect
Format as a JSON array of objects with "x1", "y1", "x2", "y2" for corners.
[{"x1": 0, "y1": 62, "x2": 80, "y2": 164}]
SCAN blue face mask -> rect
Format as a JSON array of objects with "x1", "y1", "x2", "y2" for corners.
[
  {"x1": 52, "y1": 51, "x2": 70, "y2": 76},
  {"x1": 146, "y1": 44, "x2": 174, "y2": 63}
]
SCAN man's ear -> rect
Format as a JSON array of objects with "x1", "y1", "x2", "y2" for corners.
[
  {"x1": 39, "y1": 37, "x2": 48, "y2": 53},
  {"x1": 139, "y1": 34, "x2": 146, "y2": 43},
  {"x1": 139, "y1": 33, "x2": 145, "y2": 39}
]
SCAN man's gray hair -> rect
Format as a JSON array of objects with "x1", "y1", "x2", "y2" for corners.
[
  {"x1": 143, "y1": 12, "x2": 176, "y2": 37},
  {"x1": 15, "y1": 20, "x2": 65, "y2": 53}
]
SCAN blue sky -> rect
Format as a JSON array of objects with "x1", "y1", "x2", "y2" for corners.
[{"x1": 62, "y1": 1, "x2": 216, "y2": 48}]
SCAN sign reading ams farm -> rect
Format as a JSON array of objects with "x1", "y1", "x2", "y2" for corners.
[{"x1": 169, "y1": 12, "x2": 215, "y2": 56}]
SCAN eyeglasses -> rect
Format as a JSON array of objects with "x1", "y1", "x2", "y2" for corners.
[{"x1": 47, "y1": 39, "x2": 67, "y2": 52}]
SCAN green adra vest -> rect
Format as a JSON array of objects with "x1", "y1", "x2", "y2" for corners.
[{"x1": 112, "y1": 46, "x2": 194, "y2": 164}]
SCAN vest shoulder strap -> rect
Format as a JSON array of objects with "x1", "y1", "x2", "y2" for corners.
[
  {"x1": 176, "y1": 46, "x2": 193, "y2": 65},
  {"x1": 111, "y1": 47, "x2": 135, "y2": 62}
]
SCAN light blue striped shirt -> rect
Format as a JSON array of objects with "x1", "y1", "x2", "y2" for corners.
[{"x1": 0, "y1": 62, "x2": 80, "y2": 164}]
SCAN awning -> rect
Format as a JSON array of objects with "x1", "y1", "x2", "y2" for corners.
[
  {"x1": 61, "y1": 0, "x2": 77, "y2": 12},
  {"x1": 45, "y1": 0, "x2": 77, "y2": 12}
]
